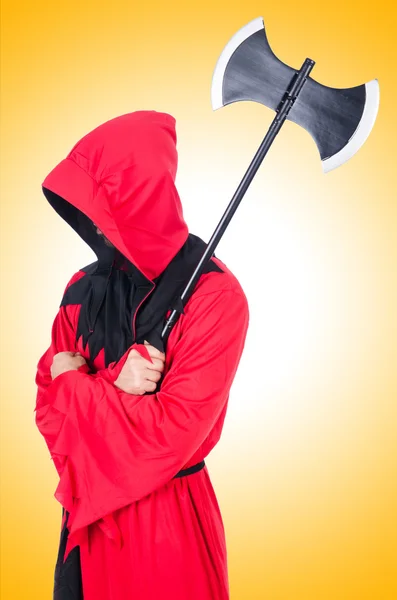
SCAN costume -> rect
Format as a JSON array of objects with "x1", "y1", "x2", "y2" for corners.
[{"x1": 34, "y1": 110, "x2": 249, "y2": 599}]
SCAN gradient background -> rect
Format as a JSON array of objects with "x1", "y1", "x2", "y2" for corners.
[{"x1": 1, "y1": 1, "x2": 396, "y2": 598}]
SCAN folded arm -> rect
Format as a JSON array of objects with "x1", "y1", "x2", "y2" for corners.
[{"x1": 35, "y1": 284, "x2": 249, "y2": 535}]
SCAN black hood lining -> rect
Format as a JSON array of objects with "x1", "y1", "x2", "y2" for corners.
[
  {"x1": 43, "y1": 186, "x2": 122, "y2": 267},
  {"x1": 43, "y1": 186, "x2": 148, "y2": 280}
]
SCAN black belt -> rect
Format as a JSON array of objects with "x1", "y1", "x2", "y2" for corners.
[{"x1": 173, "y1": 460, "x2": 205, "y2": 478}]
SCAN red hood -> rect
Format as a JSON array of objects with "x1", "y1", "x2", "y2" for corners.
[{"x1": 42, "y1": 110, "x2": 189, "y2": 281}]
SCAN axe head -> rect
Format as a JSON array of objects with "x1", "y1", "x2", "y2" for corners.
[{"x1": 211, "y1": 17, "x2": 380, "y2": 172}]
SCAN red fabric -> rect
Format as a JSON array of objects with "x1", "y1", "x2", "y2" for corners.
[
  {"x1": 34, "y1": 111, "x2": 249, "y2": 599},
  {"x1": 41, "y1": 111, "x2": 189, "y2": 281}
]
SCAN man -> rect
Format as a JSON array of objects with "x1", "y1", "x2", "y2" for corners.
[{"x1": 34, "y1": 110, "x2": 249, "y2": 599}]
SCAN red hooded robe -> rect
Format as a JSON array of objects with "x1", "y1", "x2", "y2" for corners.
[{"x1": 34, "y1": 110, "x2": 249, "y2": 600}]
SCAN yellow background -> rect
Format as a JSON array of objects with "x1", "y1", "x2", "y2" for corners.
[{"x1": 1, "y1": 1, "x2": 396, "y2": 598}]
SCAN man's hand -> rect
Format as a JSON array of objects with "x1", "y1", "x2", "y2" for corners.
[
  {"x1": 51, "y1": 351, "x2": 87, "y2": 380},
  {"x1": 114, "y1": 341, "x2": 165, "y2": 395}
]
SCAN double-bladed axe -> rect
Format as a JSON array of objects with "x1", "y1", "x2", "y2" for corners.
[
  {"x1": 161, "y1": 16, "x2": 380, "y2": 341},
  {"x1": 212, "y1": 16, "x2": 379, "y2": 172},
  {"x1": 157, "y1": 18, "x2": 380, "y2": 587}
]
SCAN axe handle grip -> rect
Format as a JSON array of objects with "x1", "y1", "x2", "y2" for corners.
[{"x1": 161, "y1": 58, "x2": 315, "y2": 345}]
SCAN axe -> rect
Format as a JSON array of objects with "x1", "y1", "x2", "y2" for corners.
[
  {"x1": 211, "y1": 16, "x2": 379, "y2": 172},
  {"x1": 161, "y1": 16, "x2": 379, "y2": 338}
]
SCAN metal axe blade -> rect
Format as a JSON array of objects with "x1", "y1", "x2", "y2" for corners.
[{"x1": 211, "y1": 16, "x2": 380, "y2": 172}]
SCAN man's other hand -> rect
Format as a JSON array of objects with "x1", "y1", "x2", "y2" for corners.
[
  {"x1": 114, "y1": 341, "x2": 165, "y2": 395},
  {"x1": 51, "y1": 351, "x2": 87, "y2": 380}
]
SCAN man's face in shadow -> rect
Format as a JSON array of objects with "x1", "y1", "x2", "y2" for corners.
[{"x1": 93, "y1": 222, "x2": 115, "y2": 248}]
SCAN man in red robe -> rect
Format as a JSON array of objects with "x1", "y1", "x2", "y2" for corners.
[{"x1": 34, "y1": 110, "x2": 249, "y2": 599}]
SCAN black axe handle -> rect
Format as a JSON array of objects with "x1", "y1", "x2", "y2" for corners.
[{"x1": 160, "y1": 57, "x2": 315, "y2": 345}]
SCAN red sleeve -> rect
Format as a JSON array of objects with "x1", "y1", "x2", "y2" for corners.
[
  {"x1": 35, "y1": 287, "x2": 249, "y2": 536},
  {"x1": 34, "y1": 272, "x2": 90, "y2": 477}
]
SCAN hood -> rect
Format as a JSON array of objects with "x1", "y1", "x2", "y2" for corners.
[{"x1": 42, "y1": 110, "x2": 189, "y2": 281}]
